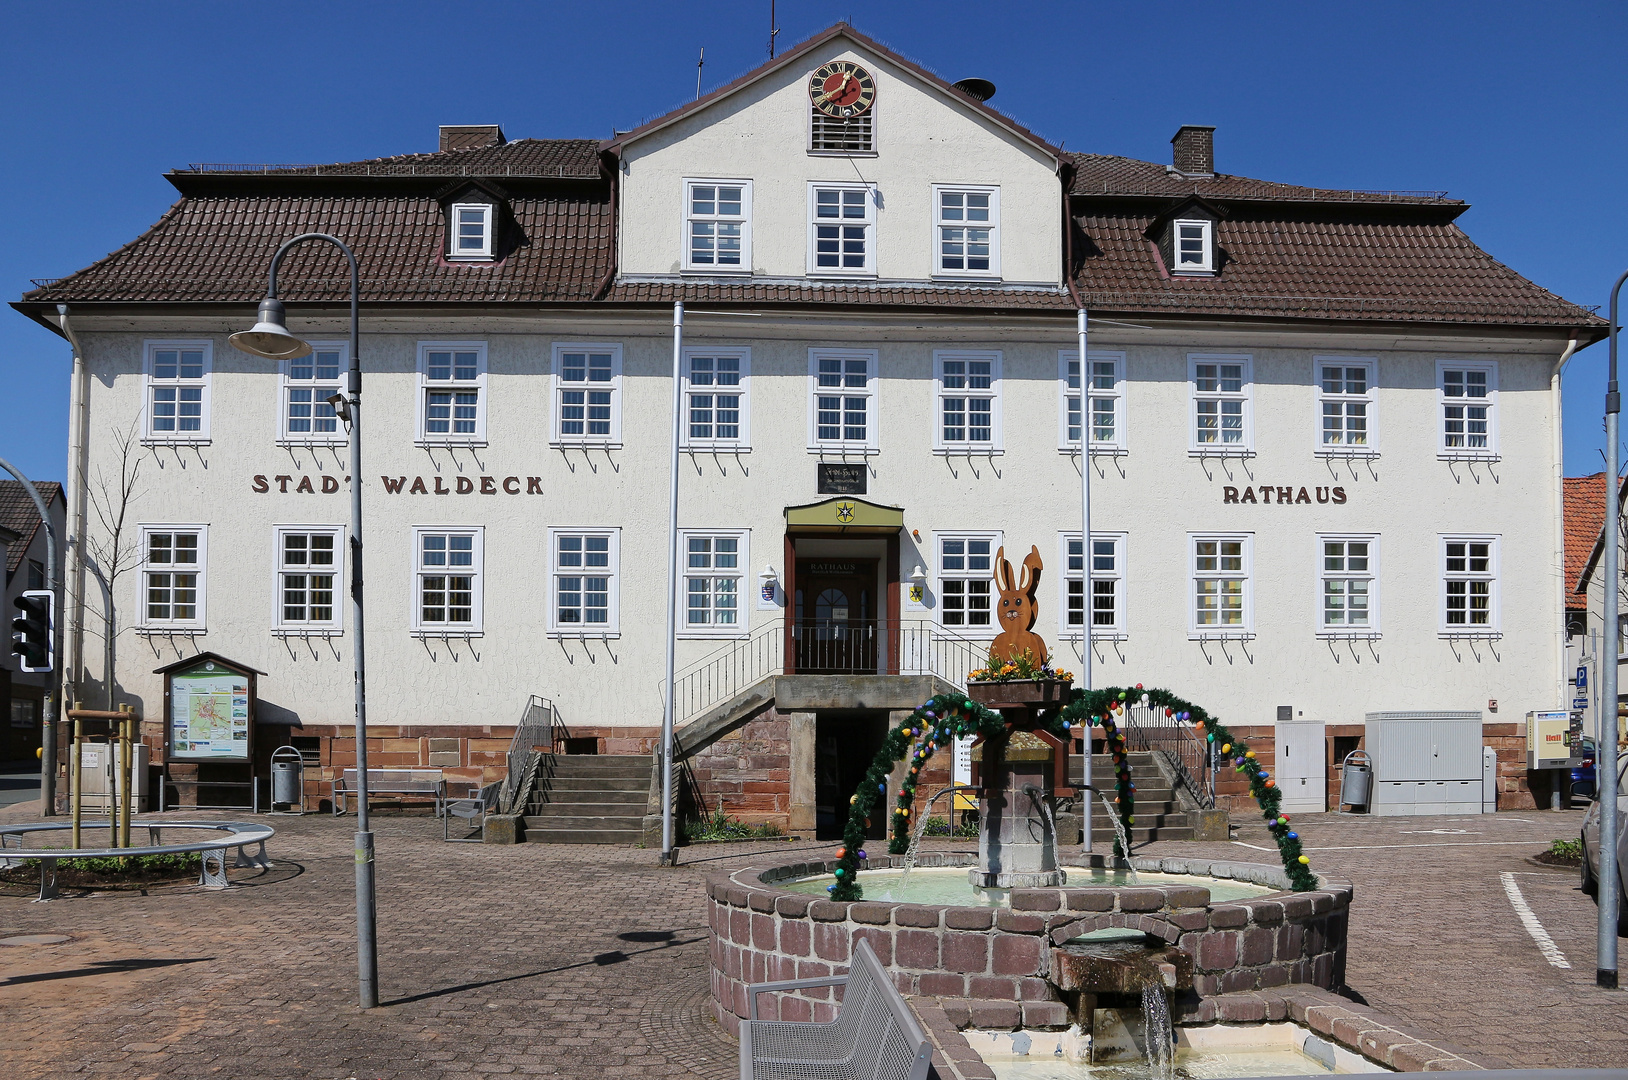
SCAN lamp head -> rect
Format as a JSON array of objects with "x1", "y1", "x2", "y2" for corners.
[{"x1": 229, "y1": 297, "x2": 311, "y2": 360}]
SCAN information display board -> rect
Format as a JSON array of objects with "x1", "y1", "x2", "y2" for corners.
[{"x1": 161, "y1": 655, "x2": 258, "y2": 762}]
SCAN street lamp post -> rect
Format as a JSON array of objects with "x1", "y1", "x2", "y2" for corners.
[
  {"x1": 230, "y1": 233, "x2": 377, "y2": 1009},
  {"x1": 1599, "y1": 268, "x2": 1628, "y2": 991}
]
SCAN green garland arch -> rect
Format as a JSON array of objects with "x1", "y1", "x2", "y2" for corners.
[{"x1": 828, "y1": 684, "x2": 1317, "y2": 901}]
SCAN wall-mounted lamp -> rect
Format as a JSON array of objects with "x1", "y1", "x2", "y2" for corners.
[
  {"x1": 908, "y1": 564, "x2": 926, "y2": 604},
  {"x1": 760, "y1": 564, "x2": 779, "y2": 604}
]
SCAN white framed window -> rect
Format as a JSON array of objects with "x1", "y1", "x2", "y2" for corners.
[
  {"x1": 1316, "y1": 357, "x2": 1377, "y2": 456},
  {"x1": 682, "y1": 349, "x2": 750, "y2": 450},
  {"x1": 1189, "y1": 353, "x2": 1253, "y2": 455},
  {"x1": 1059, "y1": 532, "x2": 1128, "y2": 640},
  {"x1": 684, "y1": 180, "x2": 751, "y2": 272},
  {"x1": 1441, "y1": 534, "x2": 1499, "y2": 637},
  {"x1": 1438, "y1": 361, "x2": 1498, "y2": 458},
  {"x1": 139, "y1": 525, "x2": 207, "y2": 631},
  {"x1": 552, "y1": 343, "x2": 623, "y2": 448},
  {"x1": 680, "y1": 530, "x2": 749, "y2": 638},
  {"x1": 274, "y1": 526, "x2": 343, "y2": 634},
  {"x1": 1190, "y1": 533, "x2": 1253, "y2": 638},
  {"x1": 143, "y1": 341, "x2": 211, "y2": 444},
  {"x1": 936, "y1": 532, "x2": 1001, "y2": 634},
  {"x1": 1058, "y1": 350, "x2": 1127, "y2": 454},
  {"x1": 411, "y1": 526, "x2": 483, "y2": 636},
  {"x1": 549, "y1": 529, "x2": 621, "y2": 637},
  {"x1": 416, "y1": 342, "x2": 487, "y2": 445},
  {"x1": 808, "y1": 183, "x2": 876, "y2": 276},
  {"x1": 934, "y1": 351, "x2": 1002, "y2": 453},
  {"x1": 933, "y1": 186, "x2": 999, "y2": 278},
  {"x1": 807, "y1": 349, "x2": 878, "y2": 453},
  {"x1": 1173, "y1": 219, "x2": 1213, "y2": 273},
  {"x1": 279, "y1": 343, "x2": 346, "y2": 444},
  {"x1": 1318, "y1": 534, "x2": 1379, "y2": 637},
  {"x1": 448, "y1": 203, "x2": 493, "y2": 260}
]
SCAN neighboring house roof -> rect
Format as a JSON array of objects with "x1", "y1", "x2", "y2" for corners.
[
  {"x1": 1574, "y1": 472, "x2": 1628, "y2": 599},
  {"x1": 1566, "y1": 473, "x2": 1608, "y2": 605},
  {"x1": 9, "y1": 24, "x2": 1604, "y2": 338},
  {"x1": 0, "y1": 481, "x2": 63, "y2": 579}
]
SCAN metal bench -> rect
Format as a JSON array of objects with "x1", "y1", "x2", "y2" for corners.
[
  {"x1": 331, "y1": 768, "x2": 446, "y2": 816},
  {"x1": 443, "y1": 781, "x2": 501, "y2": 842},
  {"x1": 741, "y1": 938, "x2": 932, "y2": 1080}
]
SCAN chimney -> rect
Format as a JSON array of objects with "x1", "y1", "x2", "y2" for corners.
[
  {"x1": 1171, "y1": 125, "x2": 1215, "y2": 177},
  {"x1": 439, "y1": 125, "x2": 507, "y2": 153}
]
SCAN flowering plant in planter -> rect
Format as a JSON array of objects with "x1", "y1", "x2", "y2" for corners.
[{"x1": 966, "y1": 648, "x2": 1073, "y2": 684}]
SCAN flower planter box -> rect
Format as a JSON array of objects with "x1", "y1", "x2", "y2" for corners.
[{"x1": 966, "y1": 678, "x2": 1074, "y2": 711}]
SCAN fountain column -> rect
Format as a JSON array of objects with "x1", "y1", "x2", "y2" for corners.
[{"x1": 970, "y1": 728, "x2": 1066, "y2": 888}]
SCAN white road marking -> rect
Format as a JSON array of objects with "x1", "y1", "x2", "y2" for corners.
[
  {"x1": 1300, "y1": 840, "x2": 1564, "y2": 851},
  {"x1": 1230, "y1": 841, "x2": 1276, "y2": 852},
  {"x1": 1500, "y1": 870, "x2": 1570, "y2": 969}
]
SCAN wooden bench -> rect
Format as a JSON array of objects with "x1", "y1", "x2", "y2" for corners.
[
  {"x1": 741, "y1": 938, "x2": 932, "y2": 1080},
  {"x1": 331, "y1": 768, "x2": 446, "y2": 816}
]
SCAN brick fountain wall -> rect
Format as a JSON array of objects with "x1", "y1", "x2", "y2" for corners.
[{"x1": 707, "y1": 852, "x2": 1351, "y2": 1036}]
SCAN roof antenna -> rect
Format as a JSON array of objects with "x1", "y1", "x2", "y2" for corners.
[
  {"x1": 696, "y1": 47, "x2": 705, "y2": 100},
  {"x1": 769, "y1": 0, "x2": 779, "y2": 59}
]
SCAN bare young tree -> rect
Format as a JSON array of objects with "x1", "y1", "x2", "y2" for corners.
[{"x1": 79, "y1": 417, "x2": 145, "y2": 709}]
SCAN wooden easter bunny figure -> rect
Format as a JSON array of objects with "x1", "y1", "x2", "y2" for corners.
[{"x1": 990, "y1": 545, "x2": 1047, "y2": 665}]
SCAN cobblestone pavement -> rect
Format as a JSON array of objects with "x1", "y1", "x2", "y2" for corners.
[{"x1": 0, "y1": 806, "x2": 1623, "y2": 1077}]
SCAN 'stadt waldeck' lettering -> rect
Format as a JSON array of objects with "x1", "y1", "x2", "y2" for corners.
[
  {"x1": 1223, "y1": 485, "x2": 1346, "y2": 504},
  {"x1": 250, "y1": 474, "x2": 542, "y2": 494}
]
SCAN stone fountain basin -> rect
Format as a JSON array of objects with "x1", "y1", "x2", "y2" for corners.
[
  {"x1": 705, "y1": 851, "x2": 1353, "y2": 1037},
  {"x1": 1051, "y1": 929, "x2": 1195, "y2": 993}
]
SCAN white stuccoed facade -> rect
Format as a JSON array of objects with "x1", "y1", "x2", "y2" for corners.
[{"x1": 22, "y1": 24, "x2": 1598, "y2": 821}]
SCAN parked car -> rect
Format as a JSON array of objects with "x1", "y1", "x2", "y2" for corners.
[
  {"x1": 1581, "y1": 753, "x2": 1628, "y2": 933},
  {"x1": 1572, "y1": 736, "x2": 1596, "y2": 800}
]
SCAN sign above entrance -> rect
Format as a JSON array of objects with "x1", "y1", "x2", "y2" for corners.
[
  {"x1": 784, "y1": 497, "x2": 903, "y2": 534},
  {"x1": 817, "y1": 463, "x2": 867, "y2": 495}
]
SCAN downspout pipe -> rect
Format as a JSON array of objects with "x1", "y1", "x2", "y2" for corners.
[
  {"x1": 54, "y1": 302, "x2": 89, "y2": 815},
  {"x1": 1553, "y1": 334, "x2": 1579, "y2": 712},
  {"x1": 660, "y1": 300, "x2": 684, "y2": 866}
]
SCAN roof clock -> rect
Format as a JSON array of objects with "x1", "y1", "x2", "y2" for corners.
[{"x1": 809, "y1": 60, "x2": 876, "y2": 118}]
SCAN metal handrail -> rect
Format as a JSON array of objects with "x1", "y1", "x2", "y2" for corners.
[
  {"x1": 1122, "y1": 703, "x2": 1215, "y2": 809},
  {"x1": 497, "y1": 695, "x2": 563, "y2": 814},
  {"x1": 662, "y1": 619, "x2": 989, "y2": 730}
]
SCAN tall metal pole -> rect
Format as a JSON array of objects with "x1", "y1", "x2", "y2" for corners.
[
  {"x1": 1077, "y1": 308, "x2": 1092, "y2": 854},
  {"x1": 1600, "y1": 269, "x2": 1627, "y2": 990},
  {"x1": 0, "y1": 457, "x2": 59, "y2": 818},
  {"x1": 260, "y1": 234, "x2": 376, "y2": 1007},
  {"x1": 660, "y1": 301, "x2": 684, "y2": 866}
]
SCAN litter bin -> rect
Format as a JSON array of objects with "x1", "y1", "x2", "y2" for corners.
[
  {"x1": 270, "y1": 746, "x2": 304, "y2": 813},
  {"x1": 1339, "y1": 750, "x2": 1372, "y2": 811}
]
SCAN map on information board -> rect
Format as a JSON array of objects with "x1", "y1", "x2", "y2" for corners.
[{"x1": 169, "y1": 665, "x2": 251, "y2": 760}]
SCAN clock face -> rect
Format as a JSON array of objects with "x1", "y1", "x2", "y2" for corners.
[{"x1": 809, "y1": 60, "x2": 876, "y2": 119}]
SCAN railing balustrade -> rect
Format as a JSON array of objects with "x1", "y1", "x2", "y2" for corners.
[{"x1": 1122, "y1": 703, "x2": 1216, "y2": 809}]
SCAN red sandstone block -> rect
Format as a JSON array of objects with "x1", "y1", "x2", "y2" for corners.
[
  {"x1": 1063, "y1": 889, "x2": 1115, "y2": 912},
  {"x1": 1164, "y1": 887, "x2": 1210, "y2": 909},
  {"x1": 1193, "y1": 973, "x2": 1221, "y2": 997},
  {"x1": 1240, "y1": 928, "x2": 1274, "y2": 966},
  {"x1": 1249, "y1": 901, "x2": 1285, "y2": 926},
  {"x1": 811, "y1": 1002, "x2": 835, "y2": 1023},
  {"x1": 782, "y1": 995, "x2": 813, "y2": 1023},
  {"x1": 991, "y1": 935, "x2": 1042, "y2": 975},
  {"x1": 730, "y1": 909, "x2": 750, "y2": 942},
  {"x1": 1258, "y1": 964, "x2": 1290, "y2": 989},
  {"x1": 809, "y1": 901, "x2": 848, "y2": 922},
  {"x1": 853, "y1": 928, "x2": 893, "y2": 965},
  {"x1": 945, "y1": 908, "x2": 994, "y2": 931},
  {"x1": 750, "y1": 951, "x2": 768, "y2": 985},
  {"x1": 1208, "y1": 906, "x2": 1248, "y2": 929},
  {"x1": 1018, "y1": 977, "x2": 1052, "y2": 1001},
  {"x1": 780, "y1": 920, "x2": 811, "y2": 957},
  {"x1": 1196, "y1": 932, "x2": 1237, "y2": 971},
  {"x1": 1169, "y1": 910, "x2": 1209, "y2": 932},
  {"x1": 1282, "y1": 896, "x2": 1314, "y2": 919},
  {"x1": 849, "y1": 902, "x2": 894, "y2": 926},
  {"x1": 969, "y1": 976, "x2": 1017, "y2": 999},
  {"x1": 1215, "y1": 994, "x2": 1267, "y2": 1023},
  {"x1": 1022, "y1": 1001, "x2": 1070, "y2": 1029},
  {"x1": 895, "y1": 930, "x2": 940, "y2": 970},
  {"x1": 942, "y1": 933, "x2": 990, "y2": 974},
  {"x1": 1220, "y1": 968, "x2": 1257, "y2": 994},
  {"x1": 748, "y1": 891, "x2": 776, "y2": 913},
  {"x1": 893, "y1": 905, "x2": 940, "y2": 929},
  {"x1": 968, "y1": 1000, "x2": 1021, "y2": 1030},
  {"x1": 919, "y1": 972, "x2": 967, "y2": 997},
  {"x1": 1277, "y1": 923, "x2": 1304, "y2": 958},
  {"x1": 1009, "y1": 890, "x2": 1061, "y2": 912},
  {"x1": 813, "y1": 923, "x2": 850, "y2": 962},
  {"x1": 752, "y1": 914, "x2": 776, "y2": 950},
  {"x1": 994, "y1": 911, "x2": 1046, "y2": 934},
  {"x1": 775, "y1": 895, "x2": 811, "y2": 918}
]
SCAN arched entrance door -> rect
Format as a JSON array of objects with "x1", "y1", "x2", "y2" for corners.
[{"x1": 794, "y1": 560, "x2": 877, "y2": 674}]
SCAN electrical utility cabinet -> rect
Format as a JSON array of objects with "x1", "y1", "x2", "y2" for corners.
[
  {"x1": 1274, "y1": 721, "x2": 1327, "y2": 813},
  {"x1": 78, "y1": 741, "x2": 150, "y2": 813},
  {"x1": 1364, "y1": 712, "x2": 1484, "y2": 816}
]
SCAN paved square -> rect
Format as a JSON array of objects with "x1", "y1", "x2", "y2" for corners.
[{"x1": 0, "y1": 806, "x2": 1623, "y2": 1078}]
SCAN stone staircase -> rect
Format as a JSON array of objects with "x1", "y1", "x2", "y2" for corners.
[
  {"x1": 522, "y1": 754, "x2": 648, "y2": 844},
  {"x1": 1069, "y1": 751, "x2": 1193, "y2": 845}
]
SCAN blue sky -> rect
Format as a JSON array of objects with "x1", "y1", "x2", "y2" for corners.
[{"x1": 2, "y1": 0, "x2": 1624, "y2": 484}]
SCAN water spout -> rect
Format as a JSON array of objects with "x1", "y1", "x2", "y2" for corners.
[
  {"x1": 1099, "y1": 791, "x2": 1139, "y2": 882},
  {"x1": 897, "y1": 784, "x2": 980, "y2": 892},
  {"x1": 1141, "y1": 982, "x2": 1174, "y2": 1079}
]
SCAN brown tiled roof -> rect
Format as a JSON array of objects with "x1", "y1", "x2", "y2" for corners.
[
  {"x1": 175, "y1": 138, "x2": 604, "y2": 181},
  {"x1": 22, "y1": 191, "x2": 611, "y2": 304},
  {"x1": 1066, "y1": 152, "x2": 1458, "y2": 206},
  {"x1": 1072, "y1": 210, "x2": 1602, "y2": 329},
  {"x1": 1565, "y1": 473, "x2": 1607, "y2": 603},
  {"x1": 0, "y1": 481, "x2": 62, "y2": 578}
]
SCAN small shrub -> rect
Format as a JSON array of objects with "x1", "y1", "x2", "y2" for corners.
[
  {"x1": 682, "y1": 808, "x2": 784, "y2": 843},
  {"x1": 1548, "y1": 837, "x2": 1583, "y2": 860},
  {"x1": 920, "y1": 814, "x2": 978, "y2": 838}
]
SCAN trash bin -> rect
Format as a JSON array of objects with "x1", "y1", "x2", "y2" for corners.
[
  {"x1": 270, "y1": 746, "x2": 304, "y2": 813},
  {"x1": 1339, "y1": 750, "x2": 1372, "y2": 811}
]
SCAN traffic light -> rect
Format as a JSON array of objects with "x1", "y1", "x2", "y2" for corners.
[{"x1": 11, "y1": 590, "x2": 52, "y2": 673}]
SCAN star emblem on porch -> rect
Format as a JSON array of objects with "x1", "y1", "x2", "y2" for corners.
[{"x1": 836, "y1": 502, "x2": 855, "y2": 522}]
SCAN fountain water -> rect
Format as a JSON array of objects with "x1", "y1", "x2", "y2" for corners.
[
  {"x1": 1099, "y1": 791, "x2": 1139, "y2": 882},
  {"x1": 896, "y1": 784, "x2": 980, "y2": 892},
  {"x1": 1141, "y1": 982, "x2": 1174, "y2": 1078}
]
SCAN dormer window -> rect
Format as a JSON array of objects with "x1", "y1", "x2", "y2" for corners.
[
  {"x1": 450, "y1": 203, "x2": 493, "y2": 260},
  {"x1": 1175, "y1": 219, "x2": 1213, "y2": 272}
]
